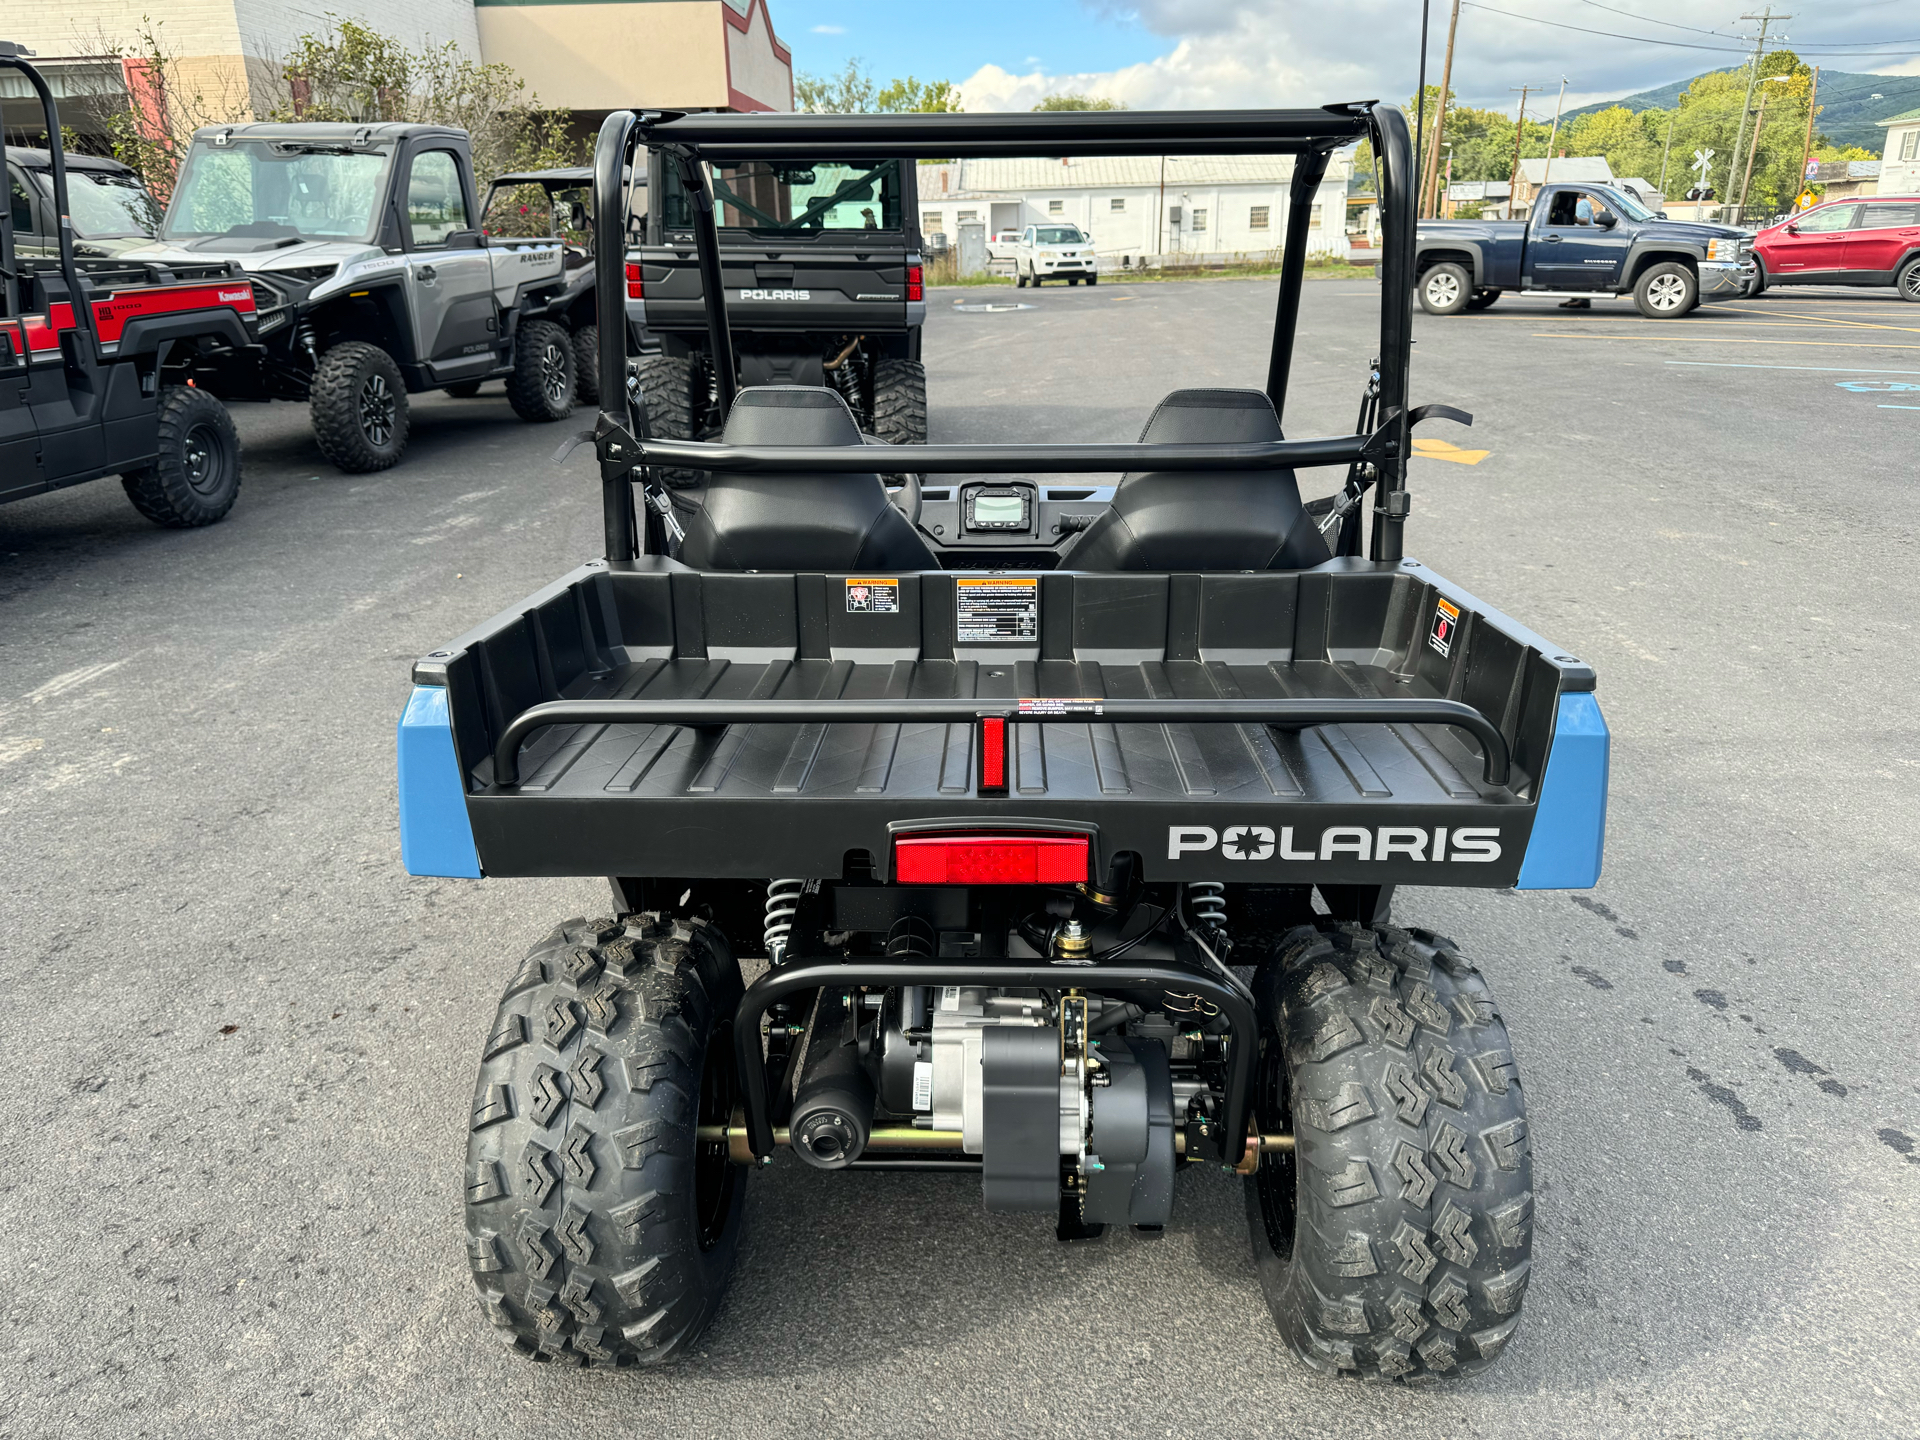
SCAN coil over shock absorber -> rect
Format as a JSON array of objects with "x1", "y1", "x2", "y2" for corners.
[
  {"x1": 1186, "y1": 880, "x2": 1227, "y2": 932},
  {"x1": 764, "y1": 878, "x2": 803, "y2": 964}
]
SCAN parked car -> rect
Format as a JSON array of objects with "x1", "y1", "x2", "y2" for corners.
[
  {"x1": 1014, "y1": 223, "x2": 1097, "y2": 287},
  {"x1": 1748, "y1": 197, "x2": 1919, "y2": 300},
  {"x1": 5, "y1": 146, "x2": 161, "y2": 259},
  {"x1": 984, "y1": 227, "x2": 1022, "y2": 262},
  {"x1": 123, "y1": 123, "x2": 585, "y2": 473},
  {"x1": 1414, "y1": 181, "x2": 1752, "y2": 317}
]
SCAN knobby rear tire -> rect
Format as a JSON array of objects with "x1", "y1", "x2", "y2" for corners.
[
  {"x1": 120, "y1": 384, "x2": 242, "y2": 527},
  {"x1": 870, "y1": 357, "x2": 928, "y2": 447},
  {"x1": 466, "y1": 912, "x2": 747, "y2": 1366},
  {"x1": 310, "y1": 341, "x2": 409, "y2": 473},
  {"x1": 1246, "y1": 922, "x2": 1534, "y2": 1383}
]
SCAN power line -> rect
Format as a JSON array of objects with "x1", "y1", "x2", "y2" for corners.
[
  {"x1": 1574, "y1": 0, "x2": 1918, "y2": 47},
  {"x1": 1458, "y1": 2, "x2": 1917, "y2": 56}
]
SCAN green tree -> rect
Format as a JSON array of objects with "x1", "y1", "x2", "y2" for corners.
[
  {"x1": 796, "y1": 58, "x2": 877, "y2": 113},
  {"x1": 1032, "y1": 93, "x2": 1126, "y2": 111},
  {"x1": 876, "y1": 76, "x2": 961, "y2": 113}
]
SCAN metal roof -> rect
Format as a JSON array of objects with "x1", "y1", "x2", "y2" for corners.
[{"x1": 917, "y1": 154, "x2": 1317, "y2": 193}]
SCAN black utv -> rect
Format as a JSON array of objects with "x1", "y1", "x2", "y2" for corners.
[
  {"x1": 400, "y1": 103, "x2": 1611, "y2": 1385},
  {"x1": 626, "y1": 152, "x2": 927, "y2": 451}
]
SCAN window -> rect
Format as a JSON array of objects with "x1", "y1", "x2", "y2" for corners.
[
  {"x1": 1858, "y1": 202, "x2": 1919, "y2": 230},
  {"x1": 1249, "y1": 205, "x2": 1270, "y2": 230},
  {"x1": 1168, "y1": 205, "x2": 1182, "y2": 227},
  {"x1": 922, "y1": 211, "x2": 943, "y2": 231},
  {"x1": 1311, "y1": 204, "x2": 1324, "y2": 227},
  {"x1": 1901, "y1": 129, "x2": 1919, "y2": 162},
  {"x1": 957, "y1": 209, "x2": 978, "y2": 221},
  {"x1": 1797, "y1": 204, "x2": 1858, "y2": 233},
  {"x1": 8, "y1": 169, "x2": 37, "y2": 238},
  {"x1": 663, "y1": 158, "x2": 904, "y2": 234},
  {"x1": 1192, "y1": 208, "x2": 1207, "y2": 232},
  {"x1": 1048, "y1": 199, "x2": 1063, "y2": 214},
  {"x1": 1036, "y1": 226, "x2": 1082, "y2": 244},
  {"x1": 1110, "y1": 197, "x2": 1126, "y2": 211},
  {"x1": 163, "y1": 140, "x2": 394, "y2": 244},
  {"x1": 407, "y1": 151, "x2": 468, "y2": 245}
]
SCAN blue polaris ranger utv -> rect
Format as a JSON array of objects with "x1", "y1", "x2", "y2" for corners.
[{"x1": 399, "y1": 101, "x2": 1609, "y2": 1383}]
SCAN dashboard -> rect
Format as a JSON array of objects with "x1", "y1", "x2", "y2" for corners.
[{"x1": 913, "y1": 480, "x2": 1115, "y2": 568}]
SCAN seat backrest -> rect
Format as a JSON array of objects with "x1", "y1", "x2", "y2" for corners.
[
  {"x1": 676, "y1": 386, "x2": 938, "y2": 572},
  {"x1": 1058, "y1": 388, "x2": 1331, "y2": 572}
]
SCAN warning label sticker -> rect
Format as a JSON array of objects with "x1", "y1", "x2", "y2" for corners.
[
  {"x1": 1018, "y1": 697, "x2": 1103, "y2": 716},
  {"x1": 845, "y1": 578, "x2": 899, "y2": 613},
  {"x1": 1429, "y1": 596, "x2": 1461, "y2": 658},
  {"x1": 955, "y1": 577, "x2": 1038, "y2": 642}
]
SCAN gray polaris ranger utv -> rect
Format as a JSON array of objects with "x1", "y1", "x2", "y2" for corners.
[{"x1": 125, "y1": 123, "x2": 583, "y2": 472}]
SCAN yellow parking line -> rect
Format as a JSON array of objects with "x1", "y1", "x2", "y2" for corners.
[
  {"x1": 1530, "y1": 332, "x2": 1918, "y2": 349},
  {"x1": 1709, "y1": 303, "x2": 1919, "y2": 333},
  {"x1": 1411, "y1": 437, "x2": 1490, "y2": 464}
]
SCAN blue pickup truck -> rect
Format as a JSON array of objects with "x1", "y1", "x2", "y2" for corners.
[{"x1": 1414, "y1": 181, "x2": 1754, "y2": 318}]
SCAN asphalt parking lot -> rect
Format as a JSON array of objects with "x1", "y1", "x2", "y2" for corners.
[{"x1": 1, "y1": 276, "x2": 1915, "y2": 1437}]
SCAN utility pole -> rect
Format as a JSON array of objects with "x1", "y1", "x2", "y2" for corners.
[
  {"x1": 1728, "y1": 8, "x2": 1790, "y2": 221},
  {"x1": 1739, "y1": 76, "x2": 1790, "y2": 212},
  {"x1": 1542, "y1": 77, "x2": 1569, "y2": 189},
  {"x1": 1796, "y1": 65, "x2": 1821, "y2": 202},
  {"x1": 1507, "y1": 85, "x2": 1533, "y2": 219},
  {"x1": 1658, "y1": 108, "x2": 1678, "y2": 196},
  {"x1": 1420, "y1": 0, "x2": 1463, "y2": 218}
]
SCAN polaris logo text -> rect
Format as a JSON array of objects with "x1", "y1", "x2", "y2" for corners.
[
  {"x1": 739, "y1": 287, "x2": 810, "y2": 301},
  {"x1": 1167, "y1": 824, "x2": 1502, "y2": 864}
]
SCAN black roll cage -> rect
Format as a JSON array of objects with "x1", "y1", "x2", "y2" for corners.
[
  {"x1": 0, "y1": 43, "x2": 99, "y2": 368},
  {"x1": 589, "y1": 102, "x2": 1421, "y2": 569}
]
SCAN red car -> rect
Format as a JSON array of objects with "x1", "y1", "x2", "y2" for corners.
[{"x1": 1749, "y1": 196, "x2": 1919, "y2": 300}]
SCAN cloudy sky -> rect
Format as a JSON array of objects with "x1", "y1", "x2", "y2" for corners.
[{"x1": 777, "y1": 0, "x2": 1919, "y2": 113}]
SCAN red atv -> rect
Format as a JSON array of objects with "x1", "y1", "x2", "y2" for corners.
[{"x1": 1, "y1": 41, "x2": 258, "y2": 527}]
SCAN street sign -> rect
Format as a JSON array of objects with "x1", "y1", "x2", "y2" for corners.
[
  {"x1": 1796, "y1": 189, "x2": 1818, "y2": 211},
  {"x1": 1690, "y1": 148, "x2": 1716, "y2": 191},
  {"x1": 1805, "y1": 158, "x2": 1820, "y2": 180}
]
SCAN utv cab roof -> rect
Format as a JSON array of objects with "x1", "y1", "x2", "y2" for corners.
[
  {"x1": 6, "y1": 147, "x2": 137, "y2": 174},
  {"x1": 185, "y1": 121, "x2": 466, "y2": 147}
]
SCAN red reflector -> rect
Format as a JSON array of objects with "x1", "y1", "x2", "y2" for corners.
[
  {"x1": 979, "y1": 715, "x2": 1006, "y2": 793},
  {"x1": 625, "y1": 262, "x2": 643, "y2": 300},
  {"x1": 895, "y1": 834, "x2": 1090, "y2": 885},
  {"x1": 907, "y1": 264, "x2": 923, "y2": 302}
]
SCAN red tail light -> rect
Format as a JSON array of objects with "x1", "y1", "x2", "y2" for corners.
[
  {"x1": 894, "y1": 833, "x2": 1091, "y2": 885},
  {"x1": 979, "y1": 715, "x2": 1006, "y2": 794},
  {"x1": 907, "y1": 264, "x2": 923, "y2": 302},
  {"x1": 625, "y1": 262, "x2": 644, "y2": 300}
]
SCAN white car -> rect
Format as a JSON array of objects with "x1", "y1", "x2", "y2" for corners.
[
  {"x1": 985, "y1": 227, "x2": 1022, "y2": 262},
  {"x1": 1014, "y1": 224, "x2": 1097, "y2": 286}
]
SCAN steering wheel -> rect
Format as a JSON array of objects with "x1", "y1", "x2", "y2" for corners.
[{"x1": 888, "y1": 471, "x2": 923, "y2": 528}]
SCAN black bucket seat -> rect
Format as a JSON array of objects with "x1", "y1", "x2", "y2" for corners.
[
  {"x1": 1058, "y1": 388, "x2": 1331, "y2": 572},
  {"x1": 677, "y1": 386, "x2": 938, "y2": 572}
]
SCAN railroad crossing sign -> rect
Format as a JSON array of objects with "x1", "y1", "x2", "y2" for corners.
[{"x1": 1691, "y1": 148, "x2": 1716, "y2": 189}]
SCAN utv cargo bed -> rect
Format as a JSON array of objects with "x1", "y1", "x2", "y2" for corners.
[{"x1": 406, "y1": 559, "x2": 1601, "y2": 887}]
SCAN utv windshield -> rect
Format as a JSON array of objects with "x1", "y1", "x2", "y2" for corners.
[
  {"x1": 162, "y1": 140, "x2": 394, "y2": 245},
  {"x1": 662, "y1": 158, "x2": 903, "y2": 234},
  {"x1": 58, "y1": 169, "x2": 161, "y2": 238}
]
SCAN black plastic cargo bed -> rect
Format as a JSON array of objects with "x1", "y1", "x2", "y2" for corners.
[{"x1": 414, "y1": 558, "x2": 1593, "y2": 886}]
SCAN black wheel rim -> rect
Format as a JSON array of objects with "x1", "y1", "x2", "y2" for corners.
[
  {"x1": 542, "y1": 341, "x2": 569, "y2": 406},
  {"x1": 359, "y1": 372, "x2": 395, "y2": 447},
  {"x1": 1251, "y1": 1032, "x2": 1299, "y2": 1260},
  {"x1": 180, "y1": 421, "x2": 227, "y2": 497},
  {"x1": 693, "y1": 1022, "x2": 738, "y2": 1250}
]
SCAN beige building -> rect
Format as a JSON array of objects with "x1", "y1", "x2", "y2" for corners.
[
  {"x1": 1, "y1": 0, "x2": 789, "y2": 149},
  {"x1": 1878, "y1": 109, "x2": 1920, "y2": 196}
]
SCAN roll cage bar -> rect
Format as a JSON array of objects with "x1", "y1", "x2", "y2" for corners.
[{"x1": 588, "y1": 102, "x2": 1420, "y2": 568}]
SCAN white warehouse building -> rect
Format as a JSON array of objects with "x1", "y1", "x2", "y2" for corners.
[{"x1": 915, "y1": 154, "x2": 1352, "y2": 265}]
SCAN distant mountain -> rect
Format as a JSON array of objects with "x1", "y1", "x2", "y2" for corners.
[{"x1": 1563, "y1": 67, "x2": 1920, "y2": 153}]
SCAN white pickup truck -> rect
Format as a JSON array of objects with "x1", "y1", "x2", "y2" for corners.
[{"x1": 1012, "y1": 223, "x2": 1098, "y2": 286}]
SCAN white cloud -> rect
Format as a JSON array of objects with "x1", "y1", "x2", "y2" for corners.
[
  {"x1": 955, "y1": 0, "x2": 1918, "y2": 113},
  {"x1": 811, "y1": 24, "x2": 846, "y2": 34}
]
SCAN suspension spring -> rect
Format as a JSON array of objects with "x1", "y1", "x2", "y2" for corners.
[
  {"x1": 1187, "y1": 880, "x2": 1227, "y2": 932},
  {"x1": 764, "y1": 879, "x2": 804, "y2": 965}
]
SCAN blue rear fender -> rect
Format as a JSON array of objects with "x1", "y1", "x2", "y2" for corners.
[
  {"x1": 398, "y1": 685, "x2": 482, "y2": 879},
  {"x1": 1516, "y1": 691, "x2": 1609, "y2": 890}
]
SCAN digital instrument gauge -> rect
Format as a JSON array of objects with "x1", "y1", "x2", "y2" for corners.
[{"x1": 963, "y1": 485, "x2": 1032, "y2": 532}]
